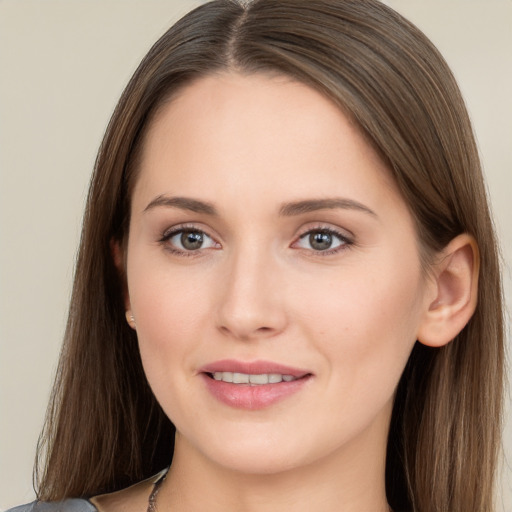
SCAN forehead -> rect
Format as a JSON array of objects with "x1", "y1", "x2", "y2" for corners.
[
  {"x1": 132, "y1": 72, "x2": 402, "y2": 217},
  {"x1": 145, "y1": 72, "x2": 366, "y2": 159}
]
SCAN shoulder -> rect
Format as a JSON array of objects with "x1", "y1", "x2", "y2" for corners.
[
  {"x1": 6, "y1": 499, "x2": 97, "y2": 512},
  {"x1": 89, "y1": 467, "x2": 167, "y2": 512},
  {"x1": 88, "y1": 480, "x2": 151, "y2": 512},
  {"x1": 6, "y1": 468, "x2": 167, "y2": 512}
]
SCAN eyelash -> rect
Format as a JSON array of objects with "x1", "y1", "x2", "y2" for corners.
[
  {"x1": 294, "y1": 226, "x2": 353, "y2": 256},
  {"x1": 158, "y1": 224, "x2": 353, "y2": 257},
  {"x1": 159, "y1": 224, "x2": 218, "y2": 258}
]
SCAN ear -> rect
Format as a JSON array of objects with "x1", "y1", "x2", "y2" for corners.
[
  {"x1": 417, "y1": 234, "x2": 479, "y2": 347},
  {"x1": 110, "y1": 238, "x2": 125, "y2": 274},
  {"x1": 110, "y1": 238, "x2": 134, "y2": 326}
]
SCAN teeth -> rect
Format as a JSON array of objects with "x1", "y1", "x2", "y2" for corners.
[
  {"x1": 212, "y1": 372, "x2": 298, "y2": 385},
  {"x1": 233, "y1": 372, "x2": 249, "y2": 384},
  {"x1": 214, "y1": 371, "x2": 232, "y2": 382},
  {"x1": 249, "y1": 374, "x2": 268, "y2": 385}
]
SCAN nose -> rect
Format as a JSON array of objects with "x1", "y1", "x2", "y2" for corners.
[{"x1": 215, "y1": 248, "x2": 288, "y2": 341}]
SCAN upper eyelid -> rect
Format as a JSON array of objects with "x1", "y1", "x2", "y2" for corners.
[
  {"x1": 295, "y1": 223, "x2": 354, "y2": 240},
  {"x1": 161, "y1": 223, "x2": 215, "y2": 239},
  {"x1": 295, "y1": 229, "x2": 351, "y2": 245}
]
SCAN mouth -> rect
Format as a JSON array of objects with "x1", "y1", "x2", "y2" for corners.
[
  {"x1": 206, "y1": 371, "x2": 303, "y2": 385},
  {"x1": 199, "y1": 359, "x2": 313, "y2": 410}
]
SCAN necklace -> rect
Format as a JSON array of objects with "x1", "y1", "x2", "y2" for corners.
[
  {"x1": 146, "y1": 466, "x2": 393, "y2": 512},
  {"x1": 147, "y1": 467, "x2": 169, "y2": 512}
]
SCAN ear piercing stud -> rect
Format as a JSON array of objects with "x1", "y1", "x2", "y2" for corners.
[{"x1": 126, "y1": 311, "x2": 136, "y2": 329}]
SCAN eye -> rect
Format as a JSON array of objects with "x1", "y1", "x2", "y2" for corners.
[
  {"x1": 294, "y1": 228, "x2": 351, "y2": 253},
  {"x1": 162, "y1": 228, "x2": 219, "y2": 253}
]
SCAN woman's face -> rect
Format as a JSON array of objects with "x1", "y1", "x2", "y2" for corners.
[{"x1": 125, "y1": 73, "x2": 433, "y2": 475}]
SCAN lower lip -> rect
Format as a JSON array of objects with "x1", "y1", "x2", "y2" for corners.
[{"x1": 201, "y1": 374, "x2": 311, "y2": 410}]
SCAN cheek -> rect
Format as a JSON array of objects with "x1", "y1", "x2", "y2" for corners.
[
  {"x1": 294, "y1": 255, "x2": 424, "y2": 389},
  {"x1": 126, "y1": 257, "x2": 213, "y2": 385},
  {"x1": 129, "y1": 252, "x2": 209, "y2": 329}
]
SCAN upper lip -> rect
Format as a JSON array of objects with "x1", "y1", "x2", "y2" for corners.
[{"x1": 199, "y1": 359, "x2": 311, "y2": 378}]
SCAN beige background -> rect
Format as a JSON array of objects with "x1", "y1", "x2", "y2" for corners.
[{"x1": 0, "y1": 1, "x2": 510, "y2": 510}]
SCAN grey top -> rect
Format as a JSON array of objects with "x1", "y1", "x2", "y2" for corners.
[
  {"x1": 7, "y1": 468, "x2": 169, "y2": 512},
  {"x1": 6, "y1": 500, "x2": 97, "y2": 512}
]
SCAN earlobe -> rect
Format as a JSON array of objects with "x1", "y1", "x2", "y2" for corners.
[
  {"x1": 125, "y1": 310, "x2": 137, "y2": 329},
  {"x1": 417, "y1": 234, "x2": 479, "y2": 347}
]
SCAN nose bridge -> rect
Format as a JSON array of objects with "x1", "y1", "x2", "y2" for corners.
[{"x1": 216, "y1": 240, "x2": 286, "y2": 339}]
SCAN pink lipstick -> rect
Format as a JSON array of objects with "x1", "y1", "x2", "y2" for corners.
[{"x1": 199, "y1": 359, "x2": 312, "y2": 410}]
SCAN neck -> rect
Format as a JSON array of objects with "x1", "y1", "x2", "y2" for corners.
[{"x1": 158, "y1": 407, "x2": 391, "y2": 512}]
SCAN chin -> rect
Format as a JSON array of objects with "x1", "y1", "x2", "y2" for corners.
[
  {"x1": 177, "y1": 425, "x2": 312, "y2": 475},
  {"x1": 208, "y1": 445, "x2": 306, "y2": 476}
]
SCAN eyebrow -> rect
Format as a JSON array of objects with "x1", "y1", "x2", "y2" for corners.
[
  {"x1": 144, "y1": 195, "x2": 217, "y2": 215},
  {"x1": 279, "y1": 198, "x2": 377, "y2": 217},
  {"x1": 143, "y1": 195, "x2": 376, "y2": 218}
]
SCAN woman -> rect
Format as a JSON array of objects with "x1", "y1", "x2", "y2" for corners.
[{"x1": 9, "y1": 0, "x2": 504, "y2": 511}]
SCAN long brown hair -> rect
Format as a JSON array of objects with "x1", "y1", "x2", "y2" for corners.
[{"x1": 36, "y1": 1, "x2": 504, "y2": 510}]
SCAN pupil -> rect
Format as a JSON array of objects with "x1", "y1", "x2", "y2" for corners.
[
  {"x1": 310, "y1": 231, "x2": 332, "y2": 251},
  {"x1": 181, "y1": 231, "x2": 203, "y2": 250}
]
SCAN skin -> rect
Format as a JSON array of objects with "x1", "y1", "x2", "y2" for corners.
[{"x1": 101, "y1": 73, "x2": 477, "y2": 512}]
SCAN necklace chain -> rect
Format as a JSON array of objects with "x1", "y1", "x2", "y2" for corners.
[
  {"x1": 147, "y1": 468, "x2": 169, "y2": 512},
  {"x1": 146, "y1": 467, "x2": 393, "y2": 512}
]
